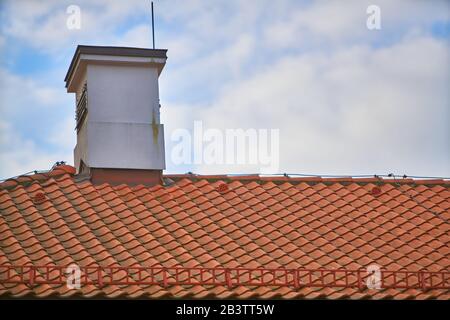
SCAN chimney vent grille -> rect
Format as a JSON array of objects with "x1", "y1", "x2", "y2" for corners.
[{"x1": 75, "y1": 83, "x2": 88, "y2": 132}]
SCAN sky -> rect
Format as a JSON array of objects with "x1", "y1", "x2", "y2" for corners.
[{"x1": 0, "y1": 0, "x2": 449, "y2": 179}]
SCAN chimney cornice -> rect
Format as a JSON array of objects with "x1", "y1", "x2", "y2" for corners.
[{"x1": 64, "y1": 45, "x2": 168, "y2": 90}]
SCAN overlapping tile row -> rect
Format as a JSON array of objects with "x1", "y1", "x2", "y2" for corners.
[{"x1": 0, "y1": 169, "x2": 449, "y2": 299}]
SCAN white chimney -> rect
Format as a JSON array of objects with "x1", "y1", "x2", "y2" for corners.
[{"x1": 64, "y1": 45, "x2": 167, "y2": 186}]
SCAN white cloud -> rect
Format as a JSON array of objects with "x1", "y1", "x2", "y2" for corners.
[
  {"x1": 1, "y1": 0, "x2": 449, "y2": 177},
  {"x1": 47, "y1": 116, "x2": 76, "y2": 149},
  {"x1": 1, "y1": 0, "x2": 149, "y2": 54},
  {"x1": 0, "y1": 68, "x2": 74, "y2": 178},
  {"x1": 164, "y1": 34, "x2": 450, "y2": 176},
  {"x1": 263, "y1": 0, "x2": 450, "y2": 48},
  {"x1": 0, "y1": 68, "x2": 68, "y2": 116},
  {"x1": 0, "y1": 120, "x2": 73, "y2": 179}
]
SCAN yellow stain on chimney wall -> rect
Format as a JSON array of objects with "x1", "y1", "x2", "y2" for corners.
[{"x1": 151, "y1": 109, "x2": 159, "y2": 146}]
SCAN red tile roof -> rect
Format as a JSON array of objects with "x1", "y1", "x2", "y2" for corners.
[{"x1": 0, "y1": 166, "x2": 449, "y2": 299}]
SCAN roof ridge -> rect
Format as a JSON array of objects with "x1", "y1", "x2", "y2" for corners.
[
  {"x1": 163, "y1": 174, "x2": 450, "y2": 185},
  {"x1": 0, "y1": 165, "x2": 76, "y2": 190},
  {"x1": 2, "y1": 168, "x2": 448, "y2": 191}
]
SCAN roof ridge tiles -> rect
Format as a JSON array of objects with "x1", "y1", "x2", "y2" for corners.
[
  {"x1": 0, "y1": 168, "x2": 76, "y2": 189},
  {"x1": 163, "y1": 174, "x2": 449, "y2": 185}
]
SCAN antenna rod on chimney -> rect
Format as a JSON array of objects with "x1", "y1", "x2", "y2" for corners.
[{"x1": 151, "y1": 1, "x2": 155, "y2": 49}]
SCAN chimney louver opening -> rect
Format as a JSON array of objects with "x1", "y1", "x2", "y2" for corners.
[{"x1": 75, "y1": 82, "x2": 88, "y2": 132}]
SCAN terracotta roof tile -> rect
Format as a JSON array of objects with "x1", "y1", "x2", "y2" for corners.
[{"x1": 0, "y1": 170, "x2": 449, "y2": 299}]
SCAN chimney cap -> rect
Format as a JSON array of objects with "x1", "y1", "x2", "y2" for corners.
[{"x1": 64, "y1": 45, "x2": 168, "y2": 90}]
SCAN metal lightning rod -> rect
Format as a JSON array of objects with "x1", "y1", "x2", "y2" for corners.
[{"x1": 151, "y1": 1, "x2": 155, "y2": 49}]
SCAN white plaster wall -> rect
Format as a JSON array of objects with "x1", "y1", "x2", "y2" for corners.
[
  {"x1": 87, "y1": 122, "x2": 165, "y2": 169},
  {"x1": 87, "y1": 64, "x2": 160, "y2": 123},
  {"x1": 74, "y1": 63, "x2": 165, "y2": 170}
]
